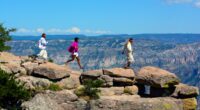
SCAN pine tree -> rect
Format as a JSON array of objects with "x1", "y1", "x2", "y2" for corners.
[{"x1": 0, "y1": 24, "x2": 16, "y2": 52}]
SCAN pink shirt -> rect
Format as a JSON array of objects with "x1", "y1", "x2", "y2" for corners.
[{"x1": 71, "y1": 41, "x2": 78, "y2": 53}]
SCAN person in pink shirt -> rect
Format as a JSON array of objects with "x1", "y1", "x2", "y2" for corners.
[{"x1": 66, "y1": 37, "x2": 83, "y2": 69}]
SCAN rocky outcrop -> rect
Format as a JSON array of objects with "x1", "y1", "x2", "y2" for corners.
[
  {"x1": 172, "y1": 83, "x2": 199, "y2": 98},
  {"x1": 21, "y1": 93, "x2": 63, "y2": 110},
  {"x1": 21, "y1": 62, "x2": 39, "y2": 75},
  {"x1": 90, "y1": 96, "x2": 183, "y2": 110},
  {"x1": 0, "y1": 52, "x2": 80, "y2": 90},
  {"x1": 136, "y1": 66, "x2": 180, "y2": 88},
  {"x1": 56, "y1": 72, "x2": 80, "y2": 89},
  {"x1": 0, "y1": 52, "x2": 199, "y2": 110},
  {"x1": 103, "y1": 68, "x2": 135, "y2": 78},
  {"x1": 17, "y1": 76, "x2": 52, "y2": 90},
  {"x1": 81, "y1": 68, "x2": 135, "y2": 87},
  {"x1": 33, "y1": 62, "x2": 70, "y2": 81},
  {"x1": 21, "y1": 90, "x2": 87, "y2": 110}
]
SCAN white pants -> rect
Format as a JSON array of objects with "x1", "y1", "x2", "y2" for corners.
[
  {"x1": 73, "y1": 52, "x2": 79, "y2": 57},
  {"x1": 127, "y1": 52, "x2": 134, "y2": 63},
  {"x1": 38, "y1": 49, "x2": 48, "y2": 60}
]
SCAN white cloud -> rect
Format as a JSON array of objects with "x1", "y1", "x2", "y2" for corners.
[
  {"x1": 84, "y1": 29, "x2": 112, "y2": 34},
  {"x1": 17, "y1": 28, "x2": 31, "y2": 33},
  {"x1": 165, "y1": 0, "x2": 193, "y2": 4},
  {"x1": 68, "y1": 27, "x2": 81, "y2": 34},
  {"x1": 14, "y1": 27, "x2": 112, "y2": 35},
  {"x1": 36, "y1": 28, "x2": 45, "y2": 33},
  {"x1": 194, "y1": 0, "x2": 200, "y2": 7},
  {"x1": 164, "y1": 0, "x2": 200, "y2": 8},
  {"x1": 47, "y1": 28, "x2": 63, "y2": 33}
]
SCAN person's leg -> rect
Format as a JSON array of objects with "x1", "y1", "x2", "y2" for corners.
[
  {"x1": 127, "y1": 62, "x2": 131, "y2": 67},
  {"x1": 124, "y1": 52, "x2": 133, "y2": 69},
  {"x1": 38, "y1": 49, "x2": 45, "y2": 59},
  {"x1": 37, "y1": 49, "x2": 42, "y2": 57},
  {"x1": 66, "y1": 55, "x2": 76, "y2": 64},
  {"x1": 76, "y1": 57, "x2": 83, "y2": 69},
  {"x1": 43, "y1": 50, "x2": 48, "y2": 60}
]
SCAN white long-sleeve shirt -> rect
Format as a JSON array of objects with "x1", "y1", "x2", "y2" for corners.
[
  {"x1": 38, "y1": 37, "x2": 47, "y2": 50},
  {"x1": 124, "y1": 41, "x2": 133, "y2": 53}
]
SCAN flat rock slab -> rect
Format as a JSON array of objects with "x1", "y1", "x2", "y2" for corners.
[
  {"x1": 0, "y1": 52, "x2": 22, "y2": 64},
  {"x1": 172, "y1": 83, "x2": 199, "y2": 98},
  {"x1": 113, "y1": 77, "x2": 135, "y2": 86},
  {"x1": 90, "y1": 96, "x2": 183, "y2": 110},
  {"x1": 103, "y1": 68, "x2": 135, "y2": 78},
  {"x1": 33, "y1": 62, "x2": 70, "y2": 81},
  {"x1": 81, "y1": 69, "x2": 103, "y2": 77},
  {"x1": 136, "y1": 66, "x2": 180, "y2": 88},
  {"x1": 99, "y1": 87, "x2": 125, "y2": 96}
]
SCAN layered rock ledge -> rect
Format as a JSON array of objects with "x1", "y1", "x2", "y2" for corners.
[{"x1": 0, "y1": 52, "x2": 199, "y2": 110}]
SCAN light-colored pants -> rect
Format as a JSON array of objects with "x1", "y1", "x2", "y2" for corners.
[
  {"x1": 38, "y1": 49, "x2": 48, "y2": 60},
  {"x1": 127, "y1": 52, "x2": 134, "y2": 63}
]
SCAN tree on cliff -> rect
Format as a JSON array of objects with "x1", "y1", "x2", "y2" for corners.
[{"x1": 0, "y1": 24, "x2": 16, "y2": 52}]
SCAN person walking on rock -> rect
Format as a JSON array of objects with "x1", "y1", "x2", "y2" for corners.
[
  {"x1": 66, "y1": 37, "x2": 83, "y2": 69},
  {"x1": 122, "y1": 38, "x2": 134, "y2": 68},
  {"x1": 37, "y1": 33, "x2": 48, "y2": 60}
]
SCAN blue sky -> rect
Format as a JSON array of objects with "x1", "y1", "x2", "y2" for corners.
[{"x1": 0, "y1": 0, "x2": 200, "y2": 35}]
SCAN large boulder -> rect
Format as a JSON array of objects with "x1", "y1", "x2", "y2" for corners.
[
  {"x1": 33, "y1": 62, "x2": 70, "y2": 81},
  {"x1": 98, "y1": 75, "x2": 113, "y2": 87},
  {"x1": 90, "y1": 96, "x2": 183, "y2": 110},
  {"x1": 103, "y1": 68, "x2": 135, "y2": 79},
  {"x1": 124, "y1": 85, "x2": 138, "y2": 95},
  {"x1": 56, "y1": 73, "x2": 80, "y2": 89},
  {"x1": 80, "y1": 68, "x2": 135, "y2": 87},
  {"x1": 17, "y1": 76, "x2": 52, "y2": 90},
  {"x1": 0, "y1": 52, "x2": 27, "y2": 75},
  {"x1": 46, "y1": 90, "x2": 79, "y2": 102},
  {"x1": 21, "y1": 93, "x2": 63, "y2": 110},
  {"x1": 3, "y1": 63, "x2": 27, "y2": 75},
  {"x1": 21, "y1": 62, "x2": 39, "y2": 75},
  {"x1": 22, "y1": 90, "x2": 87, "y2": 110},
  {"x1": 172, "y1": 83, "x2": 199, "y2": 98},
  {"x1": 136, "y1": 66, "x2": 180, "y2": 88}
]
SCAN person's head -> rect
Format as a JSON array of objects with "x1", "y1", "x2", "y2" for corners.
[
  {"x1": 42, "y1": 33, "x2": 46, "y2": 38},
  {"x1": 129, "y1": 38, "x2": 133, "y2": 43},
  {"x1": 74, "y1": 37, "x2": 79, "y2": 42}
]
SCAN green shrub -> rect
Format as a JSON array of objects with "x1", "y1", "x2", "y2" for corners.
[
  {"x1": 0, "y1": 69, "x2": 31, "y2": 109},
  {"x1": 48, "y1": 58, "x2": 54, "y2": 63},
  {"x1": 75, "y1": 79, "x2": 103, "y2": 100},
  {"x1": 0, "y1": 24, "x2": 16, "y2": 52},
  {"x1": 48, "y1": 84, "x2": 62, "y2": 91}
]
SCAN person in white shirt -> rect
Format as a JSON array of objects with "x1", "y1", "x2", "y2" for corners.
[
  {"x1": 122, "y1": 38, "x2": 134, "y2": 68},
  {"x1": 37, "y1": 33, "x2": 48, "y2": 60}
]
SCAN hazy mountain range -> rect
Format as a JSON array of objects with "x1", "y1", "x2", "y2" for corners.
[{"x1": 6, "y1": 34, "x2": 200, "y2": 107}]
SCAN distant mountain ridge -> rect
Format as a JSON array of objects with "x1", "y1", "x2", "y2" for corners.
[{"x1": 12, "y1": 34, "x2": 200, "y2": 43}]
